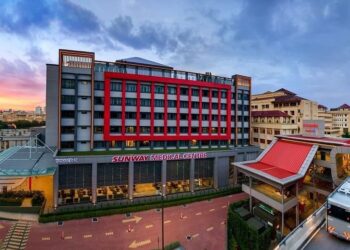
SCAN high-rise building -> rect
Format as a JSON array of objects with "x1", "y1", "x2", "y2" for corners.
[
  {"x1": 45, "y1": 49, "x2": 260, "y2": 207},
  {"x1": 317, "y1": 104, "x2": 340, "y2": 136},
  {"x1": 330, "y1": 104, "x2": 350, "y2": 135},
  {"x1": 35, "y1": 106, "x2": 43, "y2": 115}
]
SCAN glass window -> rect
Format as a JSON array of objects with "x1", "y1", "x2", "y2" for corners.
[
  {"x1": 168, "y1": 86, "x2": 177, "y2": 95},
  {"x1": 62, "y1": 79, "x2": 75, "y2": 89},
  {"x1": 194, "y1": 158, "x2": 214, "y2": 190},
  {"x1": 155, "y1": 99, "x2": 164, "y2": 107},
  {"x1": 134, "y1": 161, "x2": 162, "y2": 197},
  {"x1": 126, "y1": 98, "x2": 137, "y2": 106},
  {"x1": 192, "y1": 102, "x2": 199, "y2": 109},
  {"x1": 192, "y1": 88, "x2": 199, "y2": 96},
  {"x1": 126, "y1": 83, "x2": 137, "y2": 92},
  {"x1": 141, "y1": 99, "x2": 151, "y2": 107},
  {"x1": 111, "y1": 82, "x2": 122, "y2": 91},
  {"x1": 180, "y1": 101, "x2": 188, "y2": 108},
  {"x1": 140, "y1": 126, "x2": 150, "y2": 133},
  {"x1": 167, "y1": 127, "x2": 176, "y2": 133},
  {"x1": 180, "y1": 88, "x2": 188, "y2": 95},
  {"x1": 140, "y1": 112, "x2": 150, "y2": 119},
  {"x1": 154, "y1": 127, "x2": 164, "y2": 133},
  {"x1": 155, "y1": 85, "x2": 164, "y2": 94},
  {"x1": 125, "y1": 112, "x2": 136, "y2": 119},
  {"x1": 61, "y1": 95, "x2": 75, "y2": 104},
  {"x1": 221, "y1": 91, "x2": 227, "y2": 98},
  {"x1": 94, "y1": 96, "x2": 104, "y2": 105},
  {"x1": 111, "y1": 111, "x2": 122, "y2": 119},
  {"x1": 110, "y1": 126, "x2": 121, "y2": 133},
  {"x1": 168, "y1": 100, "x2": 176, "y2": 108},
  {"x1": 94, "y1": 111, "x2": 104, "y2": 119},
  {"x1": 111, "y1": 97, "x2": 122, "y2": 106},
  {"x1": 94, "y1": 81, "x2": 104, "y2": 90},
  {"x1": 125, "y1": 126, "x2": 136, "y2": 133},
  {"x1": 141, "y1": 84, "x2": 151, "y2": 93},
  {"x1": 154, "y1": 113, "x2": 164, "y2": 120},
  {"x1": 61, "y1": 110, "x2": 75, "y2": 118},
  {"x1": 167, "y1": 113, "x2": 176, "y2": 120}
]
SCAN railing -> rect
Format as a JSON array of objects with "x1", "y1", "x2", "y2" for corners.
[{"x1": 274, "y1": 203, "x2": 326, "y2": 250}]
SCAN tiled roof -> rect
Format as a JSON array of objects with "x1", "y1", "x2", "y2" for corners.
[
  {"x1": 274, "y1": 88, "x2": 296, "y2": 96},
  {"x1": 333, "y1": 103, "x2": 350, "y2": 110},
  {"x1": 118, "y1": 57, "x2": 172, "y2": 69},
  {"x1": 318, "y1": 104, "x2": 328, "y2": 110},
  {"x1": 273, "y1": 95, "x2": 306, "y2": 103},
  {"x1": 252, "y1": 110, "x2": 290, "y2": 118},
  {"x1": 235, "y1": 139, "x2": 318, "y2": 184}
]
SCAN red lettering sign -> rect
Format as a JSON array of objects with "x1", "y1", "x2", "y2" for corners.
[{"x1": 111, "y1": 152, "x2": 208, "y2": 163}]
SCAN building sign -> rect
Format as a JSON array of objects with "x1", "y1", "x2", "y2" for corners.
[
  {"x1": 55, "y1": 158, "x2": 79, "y2": 164},
  {"x1": 112, "y1": 152, "x2": 208, "y2": 163},
  {"x1": 302, "y1": 120, "x2": 325, "y2": 138}
]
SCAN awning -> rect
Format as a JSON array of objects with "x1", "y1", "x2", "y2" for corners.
[{"x1": 235, "y1": 139, "x2": 318, "y2": 185}]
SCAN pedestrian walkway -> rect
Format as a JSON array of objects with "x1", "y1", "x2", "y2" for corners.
[{"x1": 1, "y1": 221, "x2": 31, "y2": 250}]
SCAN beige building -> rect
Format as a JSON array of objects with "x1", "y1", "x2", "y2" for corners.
[
  {"x1": 0, "y1": 128, "x2": 44, "y2": 151},
  {"x1": 251, "y1": 88, "x2": 318, "y2": 149},
  {"x1": 0, "y1": 110, "x2": 46, "y2": 122},
  {"x1": 317, "y1": 104, "x2": 341, "y2": 136},
  {"x1": 330, "y1": 104, "x2": 350, "y2": 135},
  {"x1": 251, "y1": 110, "x2": 298, "y2": 149}
]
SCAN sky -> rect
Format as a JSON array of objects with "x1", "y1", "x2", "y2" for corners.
[{"x1": 0, "y1": 0, "x2": 349, "y2": 111}]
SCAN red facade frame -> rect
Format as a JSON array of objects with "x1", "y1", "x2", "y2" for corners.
[{"x1": 103, "y1": 72, "x2": 231, "y2": 141}]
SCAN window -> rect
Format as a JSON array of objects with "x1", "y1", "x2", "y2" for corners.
[
  {"x1": 221, "y1": 115, "x2": 226, "y2": 121},
  {"x1": 154, "y1": 113, "x2": 164, "y2": 120},
  {"x1": 202, "y1": 102, "x2": 209, "y2": 109},
  {"x1": 94, "y1": 96, "x2": 104, "y2": 105},
  {"x1": 221, "y1": 103, "x2": 227, "y2": 110},
  {"x1": 110, "y1": 126, "x2": 121, "y2": 133},
  {"x1": 168, "y1": 127, "x2": 176, "y2": 133},
  {"x1": 126, "y1": 98, "x2": 137, "y2": 106},
  {"x1": 202, "y1": 89, "x2": 209, "y2": 97},
  {"x1": 109, "y1": 82, "x2": 120, "y2": 92},
  {"x1": 192, "y1": 102, "x2": 199, "y2": 109},
  {"x1": 62, "y1": 95, "x2": 75, "y2": 104},
  {"x1": 212, "y1": 103, "x2": 218, "y2": 109},
  {"x1": 180, "y1": 101, "x2": 188, "y2": 108},
  {"x1": 221, "y1": 91, "x2": 227, "y2": 98},
  {"x1": 192, "y1": 89, "x2": 199, "y2": 96},
  {"x1": 168, "y1": 100, "x2": 176, "y2": 108},
  {"x1": 212, "y1": 91, "x2": 218, "y2": 98},
  {"x1": 94, "y1": 126, "x2": 103, "y2": 133},
  {"x1": 140, "y1": 99, "x2": 151, "y2": 106},
  {"x1": 140, "y1": 112, "x2": 150, "y2": 119},
  {"x1": 180, "y1": 127, "x2": 188, "y2": 133},
  {"x1": 126, "y1": 83, "x2": 137, "y2": 92},
  {"x1": 167, "y1": 113, "x2": 176, "y2": 120},
  {"x1": 94, "y1": 81, "x2": 104, "y2": 90},
  {"x1": 140, "y1": 127, "x2": 150, "y2": 133},
  {"x1": 126, "y1": 126, "x2": 136, "y2": 133},
  {"x1": 125, "y1": 112, "x2": 136, "y2": 119},
  {"x1": 180, "y1": 114, "x2": 188, "y2": 120},
  {"x1": 191, "y1": 127, "x2": 199, "y2": 133},
  {"x1": 110, "y1": 111, "x2": 122, "y2": 119},
  {"x1": 202, "y1": 127, "x2": 209, "y2": 133},
  {"x1": 168, "y1": 86, "x2": 176, "y2": 95},
  {"x1": 61, "y1": 126, "x2": 74, "y2": 134},
  {"x1": 154, "y1": 85, "x2": 164, "y2": 94},
  {"x1": 141, "y1": 84, "x2": 151, "y2": 93},
  {"x1": 111, "y1": 97, "x2": 122, "y2": 106},
  {"x1": 192, "y1": 114, "x2": 199, "y2": 120},
  {"x1": 202, "y1": 114, "x2": 209, "y2": 120},
  {"x1": 155, "y1": 99, "x2": 164, "y2": 107},
  {"x1": 94, "y1": 111, "x2": 104, "y2": 119},
  {"x1": 180, "y1": 88, "x2": 188, "y2": 95},
  {"x1": 220, "y1": 128, "x2": 226, "y2": 133},
  {"x1": 154, "y1": 127, "x2": 164, "y2": 134},
  {"x1": 61, "y1": 110, "x2": 75, "y2": 118},
  {"x1": 62, "y1": 79, "x2": 75, "y2": 89},
  {"x1": 211, "y1": 115, "x2": 218, "y2": 121}
]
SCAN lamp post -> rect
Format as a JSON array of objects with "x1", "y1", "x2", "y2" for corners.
[{"x1": 160, "y1": 184, "x2": 166, "y2": 250}]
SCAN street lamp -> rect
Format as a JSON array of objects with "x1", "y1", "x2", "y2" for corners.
[{"x1": 160, "y1": 184, "x2": 166, "y2": 250}]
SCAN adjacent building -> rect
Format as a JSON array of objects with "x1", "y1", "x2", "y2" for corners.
[
  {"x1": 251, "y1": 88, "x2": 318, "y2": 149},
  {"x1": 0, "y1": 128, "x2": 44, "y2": 151},
  {"x1": 317, "y1": 104, "x2": 341, "y2": 137},
  {"x1": 330, "y1": 104, "x2": 350, "y2": 135},
  {"x1": 44, "y1": 49, "x2": 260, "y2": 208}
]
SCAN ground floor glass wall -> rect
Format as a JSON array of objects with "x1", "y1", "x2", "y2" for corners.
[
  {"x1": 58, "y1": 164, "x2": 92, "y2": 205},
  {"x1": 194, "y1": 158, "x2": 214, "y2": 190},
  {"x1": 336, "y1": 153, "x2": 350, "y2": 179},
  {"x1": 134, "y1": 161, "x2": 162, "y2": 197},
  {"x1": 97, "y1": 163, "x2": 129, "y2": 201},
  {"x1": 166, "y1": 160, "x2": 190, "y2": 194}
]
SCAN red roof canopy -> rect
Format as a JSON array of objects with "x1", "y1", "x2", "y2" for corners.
[{"x1": 242, "y1": 140, "x2": 316, "y2": 181}]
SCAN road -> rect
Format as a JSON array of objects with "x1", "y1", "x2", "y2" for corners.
[
  {"x1": 0, "y1": 192, "x2": 247, "y2": 250},
  {"x1": 304, "y1": 225, "x2": 350, "y2": 250}
]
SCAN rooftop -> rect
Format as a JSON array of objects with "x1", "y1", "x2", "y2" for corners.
[
  {"x1": 328, "y1": 177, "x2": 350, "y2": 209},
  {"x1": 252, "y1": 110, "x2": 290, "y2": 118},
  {"x1": 0, "y1": 146, "x2": 57, "y2": 176},
  {"x1": 117, "y1": 57, "x2": 172, "y2": 69},
  {"x1": 235, "y1": 139, "x2": 318, "y2": 185},
  {"x1": 331, "y1": 103, "x2": 350, "y2": 111},
  {"x1": 278, "y1": 135, "x2": 350, "y2": 147}
]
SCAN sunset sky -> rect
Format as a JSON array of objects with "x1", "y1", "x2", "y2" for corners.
[{"x1": 0, "y1": 0, "x2": 349, "y2": 111}]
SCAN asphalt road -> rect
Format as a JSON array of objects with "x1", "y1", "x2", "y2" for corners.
[
  {"x1": 1, "y1": 192, "x2": 247, "y2": 250},
  {"x1": 304, "y1": 225, "x2": 350, "y2": 250}
]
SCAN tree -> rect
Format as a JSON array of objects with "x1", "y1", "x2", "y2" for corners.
[{"x1": 342, "y1": 131, "x2": 350, "y2": 138}]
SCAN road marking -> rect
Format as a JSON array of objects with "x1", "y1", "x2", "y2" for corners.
[
  {"x1": 0, "y1": 224, "x2": 4, "y2": 229},
  {"x1": 105, "y1": 232, "x2": 114, "y2": 236},
  {"x1": 229, "y1": 195, "x2": 233, "y2": 198},
  {"x1": 221, "y1": 221, "x2": 225, "y2": 225},
  {"x1": 222, "y1": 205, "x2": 227, "y2": 208},
  {"x1": 209, "y1": 208, "x2": 215, "y2": 212},
  {"x1": 206, "y1": 227, "x2": 214, "y2": 232},
  {"x1": 42, "y1": 237, "x2": 50, "y2": 241},
  {"x1": 164, "y1": 220, "x2": 171, "y2": 224},
  {"x1": 64, "y1": 236, "x2": 72, "y2": 240},
  {"x1": 192, "y1": 233, "x2": 199, "y2": 238},
  {"x1": 122, "y1": 216, "x2": 142, "y2": 224},
  {"x1": 145, "y1": 224, "x2": 154, "y2": 229},
  {"x1": 195, "y1": 212, "x2": 202, "y2": 216},
  {"x1": 129, "y1": 239, "x2": 151, "y2": 249},
  {"x1": 182, "y1": 216, "x2": 188, "y2": 219},
  {"x1": 83, "y1": 234, "x2": 92, "y2": 238}
]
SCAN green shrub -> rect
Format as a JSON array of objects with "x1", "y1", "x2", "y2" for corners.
[
  {"x1": 152, "y1": 241, "x2": 181, "y2": 250},
  {"x1": 32, "y1": 192, "x2": 45, "y2": 206},
  {"x1": 0, "y1": 197, "x2": 23, "y2": 206}
]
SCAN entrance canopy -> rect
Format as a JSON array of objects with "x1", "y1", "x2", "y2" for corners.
[
  {"x1": 0, "y1": 146, "x2": 57, "y2": 176},
  {"x1": 235, "y1": 139, "x2": 318, "y2": 185}
]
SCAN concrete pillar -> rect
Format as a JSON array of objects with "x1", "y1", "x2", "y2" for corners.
[
  {"x1": 161, "y1": 160, "x2": 167, "y2": 196},
  {"x1": 128, "y1": 161, "x2": 134, "y2": 200},
  {"x1": 213, "y1": 157, "x2": 219, "y2": 189},
  {"x1": 190, "y1": 159, "x2": 195, "y2": 193},
  {"x1": 53, "y1": 166, "x2": 59, "y2": 209},
  {"x1": 282, "y1": 188, "x2": 284, "y2": 236},
  {"x1": 92, "y1": 162, "x2": 97, "y2": 204},
  {"x1": 249, "y1": 176, "x2": 252, "y2": 212},
  {"x1": 296, "y1": 182, "x2": 299, "y2": 225},
  {"x1": 233, "y1": 165, "x2": 238, "y2": 186}
]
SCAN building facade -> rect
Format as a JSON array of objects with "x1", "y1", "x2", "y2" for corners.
[
  {"x1": 330, "y1": 104, "x2": 350, "y2": 135},
  {"x1": 46, "y1": 49, "x2": 260, "y2": 208},
  {"x1": 0, "y1": 128, "x2": 44, "y2": 151},
  {"x1": 251, "y1": 88, "x2": 318, "y2": 149},
  {"x1": 251, "y1": 110, "x2": 298, "y2": 149},
  {"x1": 317, "y1": 104, "x2": 341, "y2": 136}
]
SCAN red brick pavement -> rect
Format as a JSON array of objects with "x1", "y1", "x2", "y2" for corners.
[{"x1": 24, "y1": 192, "x2": 248, "y2": 250}]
